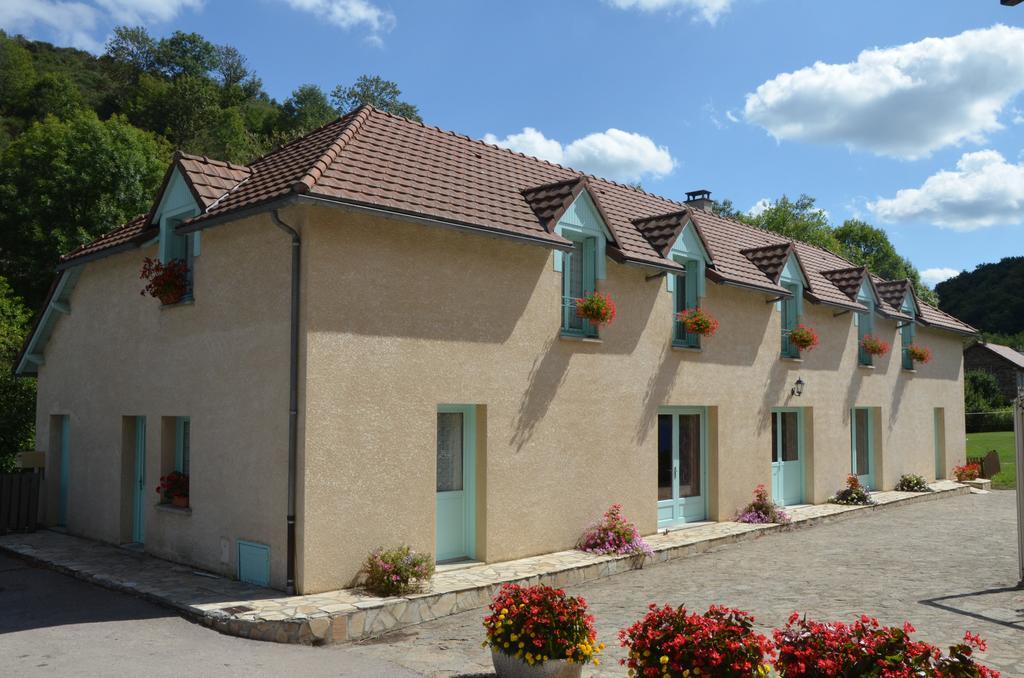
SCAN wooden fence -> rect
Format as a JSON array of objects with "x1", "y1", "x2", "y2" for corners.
[{"x1": 1, "y1": 472, "x2": 41, "y2": 534}]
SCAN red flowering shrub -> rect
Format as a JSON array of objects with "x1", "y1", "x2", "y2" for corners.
[
  {"x1": 861, "y1": 334, "x2": 891, "y2": 357},
  {"x1": 483, "y1": 583, "x2": 602, "y2": 667},
  {"x1": 907, "y1": 344, "x2": 933, "y2": 364},
  {"x1": 829, "y1": 474, "x2": 875, "y2": 506},
  {"x1": 140, "y1": 257, "x2": 189, "y2": 305},
  {"x1": 735, "y1": 484, "x2": 791, "y2": 524},
  {"x1": 774, "y1": 613, "x2": 998, "y2": 677},
  {"x1": 789, "y1": 324, "x2": 820, "y2": 352},
  {"x1": 155, "y1": 471, "x2": 188, "y2": 502},
  {"x1": 676, "y1": 307, "x2": 720, "y2": 337},
  {"x1": 619, "y1": 604, "x2": 773, "y2": 677},
  {"x1": 575, "y1": 291, "x2": 617, "y2": 326},
  {"x1": 953, "y1": 463, "x2": 982, "y2": 482}
]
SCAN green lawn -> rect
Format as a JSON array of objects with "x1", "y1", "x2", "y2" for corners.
[{"x1": 965, "y1": 430, "x2": 1017, "y2": 489}]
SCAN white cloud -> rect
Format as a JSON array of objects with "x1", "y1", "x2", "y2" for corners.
[
  {"x1": 483, "y1": 127, "x2": 677, "y2": 183},
  {"x1": 744, "y1": 25, "x2": 1024, "y2": 159},
  {"x1": 725, "y1": 109, "x2": 740, "y2": 124},
  {"x1": 0, "y1": 0, "x2": 104, "y2": 52},
  {"x1": 607, "y1": 0, "x2": 734, "y2": 25},
  {"x1": 749, "y1": 198, "x2": 771, "y2": 217},
  {"x1": 919, "y1": 268, "x2": 960, "y2": 287},
  {"x1": 95, "y1": 0, "x2": 202, "y2": 24},
  {"x1": 279, "y1": 0, "x2": 395, "y2": 43},
  {"x1": 867, "y1": 150, "x2": 1024, "y2": 230}
]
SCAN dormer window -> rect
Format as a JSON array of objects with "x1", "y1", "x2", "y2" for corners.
[
  {"x1": 776, "y1": 254, "x2": 806, "y2": 359},
  {"x1": 672, "y1": 261, "x2": 701, "y2": 348},
  {"x1": 561, "y1": 236, "x2": 599, "y2": 337},
  {"x1": 856, "y1": 282, "x2": 876, "y2": 366},
  {"x1": 901, "y1": 303, "x2": 917, "y2": 370}
]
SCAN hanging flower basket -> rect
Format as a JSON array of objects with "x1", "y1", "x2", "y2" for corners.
[
  {"x1": 860, "y1": 334, "x2": 890, "y2": 357},
  {"x1": 575, "y1": 292, "x2": 616, "y2": 326},
  {"x1": 906, "y1": 343, "x2": 932, "y2": 364},
  {"x1": 140, "y1": 257, "x2": 189, "y2": 305},
  {"x1": 789, "y1": 324, "x2": 819, "y2": 352},
  {"x1": 675, "y1": 307, "x2": 719, "y2": 337}
]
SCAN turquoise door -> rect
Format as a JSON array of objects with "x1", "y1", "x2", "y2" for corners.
[
  {"x1": 435, "y1": 406, "x2": 476, "y2": 563},
  {"x1": 933, "y1": 409, "x2": 944, "y2": 480},
  {"x1": 770, "y1": 409, "x2": 805, "y2": 506},
  {"x1": 851, "y1": 408, "x2": 875, "y2": 488},
  {"x1": 58, "y1": 415, "x2": 70, "y2": 527},
  {"x1": 657, "y1": 407, "x2": 707, "y2": 527},
  {"x1": 132, "y1": 417, "x2": 146, "y2": 544}
]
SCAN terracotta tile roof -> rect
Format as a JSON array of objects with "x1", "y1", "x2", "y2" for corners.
[
  {"x1": 821, "y1": 266, "x2": 868, "y2": 300},
  {"x1": 59, "y1": 214, "x2": 153, "y2": 264},
  {"x1": 875, "y1": 279, "x2": 912, "y2": 309},
  {"x1": 976, "y1": 342, "x2": 1024, "y2": 370},
  {"x1": 58, "y1": 105, "x2": 974, "y2": 334},
  {"x1": 177, "y1": 153, "x2": 252, "y2": 209},
  {"x1": 741, "y1": 243, "x2": 795, "y2": 283},
  {"x1": 917, "y1": 301, "x2": 977, "y2": 335}
]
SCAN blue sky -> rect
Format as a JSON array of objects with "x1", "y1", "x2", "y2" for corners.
[{"x1": 4, "y1": 0, "x2": 1024, "y2": 285}]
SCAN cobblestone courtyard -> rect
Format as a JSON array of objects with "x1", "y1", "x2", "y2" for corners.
[{"x1": 2, "y1": 490, "x2": 1021, "y2": 677}]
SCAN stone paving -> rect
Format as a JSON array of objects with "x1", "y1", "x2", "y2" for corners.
[{"x1": 0, "y1": 480, "x2": 968, "y2": 647}]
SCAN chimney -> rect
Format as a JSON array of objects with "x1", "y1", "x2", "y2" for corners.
[{"x1": 685, "y1": 189, "x2": 714, "y2": 213}]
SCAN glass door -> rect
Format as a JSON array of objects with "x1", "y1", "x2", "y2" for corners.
[
  {"x1": 657, "y1": 407, "x2": 707, "y2": 527},
  {"x1": 132, "y1": 416, "x2": 146, "y2": 544},
  {"x1": 851, "y1": 407, "x2": 874, "y2": 488},
  {"x1": 435, "y1": 406, "x2": 476, "y2": 563},
  {"x1": 770, "y1": 409, "x2": 805, "y2": 506}
]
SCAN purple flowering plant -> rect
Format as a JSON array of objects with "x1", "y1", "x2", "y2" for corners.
[
  {"x1": 361, "y1": 544, "x2": 435, "y2": 596},
  {"x1": 735, "y1": 484, "x2": 791, "y2": 525},
  {"x1": 577, "y1": 504, "x2": 653, "y2": 559}
]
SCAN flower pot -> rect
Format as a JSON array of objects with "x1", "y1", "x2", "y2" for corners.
[
  {"x1": 159, "y1": 289, "x2": 185, "y2": 305},
  {"x1": 171, "y1": 495, "x2": 189, "y2": 509},
  {"x1": 491, "y1": 650, "x2": 582, "y2": 678}
]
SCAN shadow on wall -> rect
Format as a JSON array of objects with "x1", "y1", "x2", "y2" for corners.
[
  {"x1": 510, "y1": 336, "x2": 571, "y2": 452},
  {"x1": 634, "y1": 341, "x2": 680, "y2": 446},
  {"x1": 702, "y1": 291, "x2": 774, "y2": 368},
  {"x1": 598, "y1": 268, "x2": 662, "y2": 355}
]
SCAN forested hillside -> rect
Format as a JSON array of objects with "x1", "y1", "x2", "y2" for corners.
[{"x1": 937, "y1": 256, "x2": 1024, "y2": 347}]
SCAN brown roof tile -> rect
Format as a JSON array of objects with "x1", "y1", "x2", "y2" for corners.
[
  {"x1": 58, "y1": 105, "x2": 973, "y2": 334},
  {"x1": 59, "y1": 214, "x2": 153, "y2": 264},
  {"x1": 821, "y1": 266, "x2": 868, "y2": 300}
]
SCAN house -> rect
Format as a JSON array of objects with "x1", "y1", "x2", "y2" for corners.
[
  {"x1": 15, "y1": 106, "x2": 977, "y2": 595},
  {"x1": 964, "y1": 341, "x2": 1024, "y2": 402}
]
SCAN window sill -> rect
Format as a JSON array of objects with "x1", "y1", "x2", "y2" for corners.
[
  {"x1": 780, "y1": 356, "x2": 803, "y2": 363},
  {"x1": 671, "y1": 344, "x2": 702, "y2": 353},
  {"x1": 155, "y1": 503, "x2": 192, "y2": 516},
  {"x1": 902, "y1": 368, "x2": 917, "y2": 374},
  {"x1": 160, "y1": 297, "x2": 194, "y2": 311},
  {"x1": 559, "y1": 333, "x2": 601, "y2": 344},
  {"x1": 857, "y1": 364, "x2": 875, "y2": 370}
]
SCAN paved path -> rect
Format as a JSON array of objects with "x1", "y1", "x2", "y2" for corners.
[{"x1": 1, "y1": 491, "x2": 1021, "y2": 677}]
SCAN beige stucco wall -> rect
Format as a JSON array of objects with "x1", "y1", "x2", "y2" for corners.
[
  {"x1": 33, "y1": 202, "x2": 967, "y2": 595},
  {"x1": 34, "y1": 213, "x2": 292, "y2": 588},
  {"x1": 297, "y1": 205, "x2": 967, "y2": 593}
]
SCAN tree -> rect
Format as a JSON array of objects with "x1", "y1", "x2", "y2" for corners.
[
  {"x1": 25, "y1": 72, "x2": 82, "y2": 120},
  {"x1": 0, "y1": 111, "x2": 170, "y2": 308},
  {"x1": 833, "y1": 219, "x2": 938, "y2": 305},
  {"x1": 154, "y1": 31, "x2": 219, "y2": 79},
  {"x1": 161, "y1": 74, "x2": 221, "y2": 150},
  {"x1": 0, "y1": 35, "x2": 35, "y2": 114},
  {"x1": 965, "y1": 370, "x2": 1004, "y2": 412},
  {"x1": 281, "y1": 83, "x2": 335, "y2": 133},
  {"x1": 936, "y1": 257, "x2": 1024, "y2": 335},
  {"x1": 214, "y1": 45, "x2": 249, "y2": 89},
  {"x1": 742, "y1": 195, "x2": 841, "y2": 252},
  {"x1": 331, "y1": 74, "x2": 422, "y2": 121},
  {"x1": 104, "y1": 25, "x2": 157, "y2": 79},
  {"x1": 0, "y1": 277, "x2": 35, "y2": 470}
]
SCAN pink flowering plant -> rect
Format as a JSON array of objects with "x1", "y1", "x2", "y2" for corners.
[
  {"x1": 735, "y1": 484, "x2": 791, "y2": 524},
  {"x1": 361, "y1": 545, "x2": 435, "y2": 596},
  {"x1": 577, "y1": 504, "x2": 653, "y2": 559}
]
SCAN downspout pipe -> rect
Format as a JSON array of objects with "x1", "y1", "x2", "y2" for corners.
[{"x1": 271, "y1": 209, "x2": 300, "y2": 595}]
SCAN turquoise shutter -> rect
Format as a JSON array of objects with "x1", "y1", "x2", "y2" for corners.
[{"x1": 582, "y1": 237, "x2": 596, "y2": 295}]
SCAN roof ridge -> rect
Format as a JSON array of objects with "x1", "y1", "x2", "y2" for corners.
[
  {"x1": 292, "y1": 105, "x2": 375, "y2": 194},
  {"x1": 176, "y1": 151, "x2": 251, "y2": 173}
]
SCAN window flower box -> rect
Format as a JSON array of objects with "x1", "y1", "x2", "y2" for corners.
[
  {"x1": 575, "y1": 292, "x2": 616, "y2": 326},
  {"x1": 140, "y1": 257, "x2": 189, "y2": 305},
  {"x1": 860, "y1": 334, "x2": 890, "y2": 357},
  {"x1": 906, "y1": 343, "x2": 932, "y2": 364},
  {"x1": 789, "y1": 324, "x2": 819, "y2": 352},
  {"x1": 675, "y1": 307, "x2": 719, "y2": 337},
  {"x1": 156, "y1": 471, "x2": 189, "y2": 508}
]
